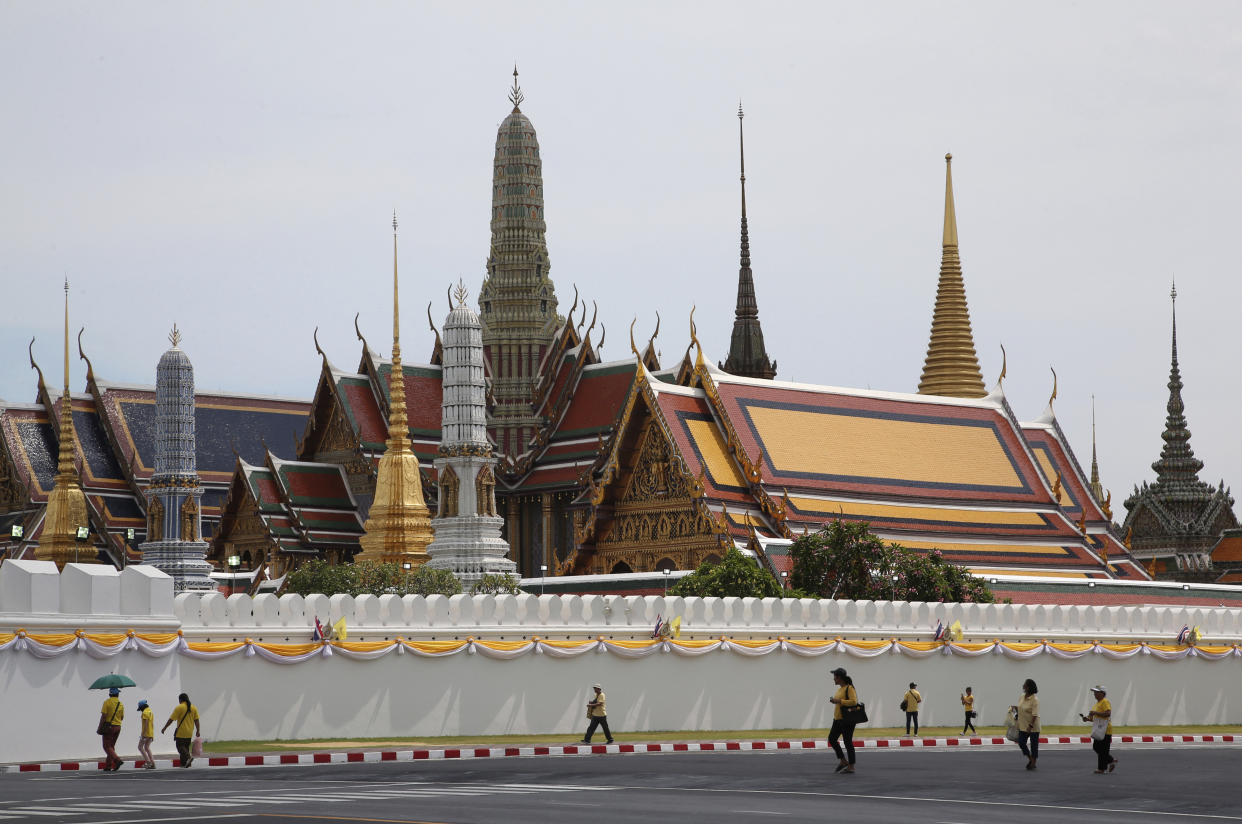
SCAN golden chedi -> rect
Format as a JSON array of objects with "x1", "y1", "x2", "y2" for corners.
[
  {"x1": 35, "y1": 280, "x2": 94, "y2": 568},
  {"x1": 357, "y1": 214, "x2": 434, "y2": 565},
  {"x1": 918, "y1": 153, "x2": 986, "y2": 399}
]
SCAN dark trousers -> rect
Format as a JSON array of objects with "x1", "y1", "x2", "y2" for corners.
[
  {"x1": 1093, "y1": 734, "x2": 1114, "y2": 770},
  {"x1": 905, "y1": 711, "x2": 919, "y2": 735},
  {"x1": 963, "y1": 713, "x2": 976, "y2": 734},
  {"x1": 175, "y1": 737, "x2": 192, "y2": 765},
  {"x1": 1017, "y1": 730, "x2": 1039, "y2": 760},
  {"x1": 828, "y1": 718, "x2": 857, "y2": 765},
  {"x1": 101, "y1": 726, "x2": 121, "y2": 769},
  {"x1": 583, "y1": 715, "x2": 612, "y2": 743}
]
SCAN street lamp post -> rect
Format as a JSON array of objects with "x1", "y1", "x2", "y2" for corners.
[
  {"x1": 891, "y1": 574, "x2": 899, "y2": 601},
  {"x1": 228, "y1": 555, "x2": 241, "y2": 595},
  {"x1": 781, "y1": 570, "x2": 789, "y2": 590},
  {"x1": 662, "y1": 567, "x2": 671, "y2": 595},
  {"x1": 74, "y1": 525, "x2": 89, "y2": 565},
  {"x1": 540, "y1": 565, "x2": 547, "y2": 596},
  {"x1": 5, "y1": 525, "x2": 23, "y2": 562}
]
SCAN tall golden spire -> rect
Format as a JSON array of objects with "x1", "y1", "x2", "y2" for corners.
[
  {"x1": 1089, "y1": 395, "x2": 1105, "y2": 503},
  {"x1": 35, "y1": 279, "x2": 93, "y2": 567},
  {"x1": 917, "y1": 153, "x2": 986, "y2": 398},
  {"x1": 357, "y1": 213, "x2": 434, "y2": 566}
]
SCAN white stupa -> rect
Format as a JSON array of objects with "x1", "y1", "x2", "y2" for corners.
[{"x1": 425, "y1": 282, "x2": 516, "y2": 588}]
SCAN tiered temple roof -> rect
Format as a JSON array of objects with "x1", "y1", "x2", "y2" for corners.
[
  {"x1": 0, "y1": 347, "x2": 309, "y2": 566},
  {"x1": 1122, "y1": 285, "x2": 1237, "y2": 580}
]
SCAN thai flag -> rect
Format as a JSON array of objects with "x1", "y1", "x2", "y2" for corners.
[
  {"x1": 312, "y1": 617, "x2": 325, "y2": 642},
  {"x1": 652, "y1": 615, "x2": 664, "y2": 639},
  {"x1": 932, "y1": 621, "x2": 945, "y2": 641},
  {"x1": 1177, "y1": 625, "x2": 1190, "y2": 644}
]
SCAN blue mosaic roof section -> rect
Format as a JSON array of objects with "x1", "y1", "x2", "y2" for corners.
[
  {"x1": 16, "y1": 420, "x2": 56, "y2": 491},
  {"x1": 120, "y1": 401, "x2": 304, "y2": 474},
  {"x1": 201, "y1": 489, "x2": 228, "y2": 510},
  {"x1": 100, "y1": 495, "x2": 144, "y2": 519},
  {"x1": 72, "y1": 409, "x2": 124, "y2": 481}
]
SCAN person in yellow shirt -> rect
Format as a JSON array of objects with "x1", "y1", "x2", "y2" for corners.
[
  {"x1": 136, "y1": 699, "x2": 156, "y2": 769},
  {"x1": 98, "y1": 687, "x2": 124, "y2": 772},
  {"x1": 961, "y1": 687, "x2": 977, "y2": 735},
  {"x1": 828, "y1": 667, "x2": 860, "y2": 774},
  {"x1": 1010, "y1": 678, "x2": 1040, "y2": 770},
  {"x1": 161, "y1": 693, "x2": 201, "y2": 768},
  {"x1": 1082, "y1": 685, "x2": 1118, "y2": 774},
  {"x1": 902, "y1": 682, "x2": 922, "y2": 736},
  {"x1": 579, "y1": 684, "x2": 613, "y2": 745}
]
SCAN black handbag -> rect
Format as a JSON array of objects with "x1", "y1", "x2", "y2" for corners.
[{"x1": 842, "y1": 702, "x2": 868, "y2": 724}]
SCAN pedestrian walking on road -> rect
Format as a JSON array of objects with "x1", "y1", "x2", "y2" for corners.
[
  {"x1": 828, "y1": 667, "x2": 860, "y2": 774},
  {"x1": 580, "y1": 684, "x2": 613, "y2": 744},
  {"x1": 961, "y1": 687, "x2": 977, "y2": 735},
  {"x1": 136, "y1": 699, "x2": 156, "y2": 769},
  {"x1": 161, "y1": 693, "x2": 201, "y2": 767},
  {"x1": 1082, "y1": 685, "x2": 1118, "y2": 774},
  {"x1": 1010, "y1": 678, "x2": 1041, "y2": 770},
  {"x1": 98, "y1": 687, "x2": 124, "y2": 771},
  {"x1": 902, "y1": 682, "x2": 922, "y2": 736}
]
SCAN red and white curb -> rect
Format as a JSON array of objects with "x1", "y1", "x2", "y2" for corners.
[{"x1": 5, "y1": 734, "x2": 1236, "y2": 773}]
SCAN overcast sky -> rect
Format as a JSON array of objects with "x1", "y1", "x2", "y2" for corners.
[{"x1": 3, "y1": 1, "x2": 1240, "y2": 512}]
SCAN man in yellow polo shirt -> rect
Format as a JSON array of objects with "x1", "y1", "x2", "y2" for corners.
[
  {"x1": 903, "y1": 682, "x2": 922, "y2": 736},
  {"x1": 580, "y1": 684, "x2": 614, "y2": 744}
]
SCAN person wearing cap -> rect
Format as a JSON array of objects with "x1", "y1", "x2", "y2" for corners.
[
  {"x1": 580, "y1": 684, "x2": 614, "y2": 744},
  {"x1": 1082, "y1": 686, "x2": 1118, "y2": 774},
  {"x1": 828, "y1": 667, "x2": 860, "y2": 773},
  {"x1": 98, "y1": 687, "x2": 125, "y2": 771},
  {"x1": 136, "y1": 699, "x2": 156, "y2": 769},
  {"x1": 902, "y1": 682, "x2": 922, "y2": 736}
]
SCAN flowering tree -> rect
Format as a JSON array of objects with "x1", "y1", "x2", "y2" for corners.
[{"x1": 789, "y1": 520, "x2": 994, "y2": 603}]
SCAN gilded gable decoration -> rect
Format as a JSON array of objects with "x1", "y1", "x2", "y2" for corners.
[
  {"x1": 475, "y1": 464, "x2": 497, "y2": 517},
  {"x1": 439, "y1": 465, "x2": 459, "y2": 518},
  {"x1": 148, "y1": 496, "x2": 164, "y2": 538}
]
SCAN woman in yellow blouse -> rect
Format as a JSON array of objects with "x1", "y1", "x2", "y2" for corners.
[
  {"x1": 960, "y1": 687, "x2": 977, "y2": 735},
  {"x1": 1009, "y1": 678, "x2": 1040, "y2": 770},
  {"x1": 828, "y1": 667, "x2": 860, "y2": 774},
  {"x1": 1082, "y1": 685, "x2": 1118, "y2": 774}
]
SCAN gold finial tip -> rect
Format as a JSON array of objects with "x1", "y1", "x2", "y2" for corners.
[
  {"x1": 738, "y1": 100, "x2": 744, "y2": 118},
  {"x1": 945, "y1": 152, "x2": 952, "y2": 162},
  {"x1": 453, "y1": 279, "x2": 469, "y2": 307},
  {"x1": 392, "y1": 211, "x2": 398, "y2": 232},
  {"x1": 169, "y1": 323, "x2": 182, "y2": 348}
]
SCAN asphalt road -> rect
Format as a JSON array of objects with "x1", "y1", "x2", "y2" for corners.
[{"x1": 1, "y1": 744, "x2": 1238, "y2": 823}]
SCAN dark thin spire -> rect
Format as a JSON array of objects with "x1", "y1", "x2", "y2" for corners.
[
  {"x1": 1152, "y1": 280, "x2": 1206, "y2": 489},
  {"x1": 720, "y1": 101, "x2": 776, "y2": 380}
]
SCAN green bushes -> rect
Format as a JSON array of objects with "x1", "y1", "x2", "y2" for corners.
[{"x1": 284, "y1": 560, "x2": 462, "y2": 597}]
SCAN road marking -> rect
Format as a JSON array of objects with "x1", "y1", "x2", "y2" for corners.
[
  {"x1": 609, "y1": 785, "x2": 1242, "y2": 820},
  {"x1": 257, "y1": 816, "x2": 449, "y2": 824},
  {"x1": 734, "y1": 812, "x2": 790, "y2": 817}
]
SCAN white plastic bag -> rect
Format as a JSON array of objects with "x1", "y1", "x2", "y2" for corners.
[{"x1": 1090, "y1": 717, "x2": 1108, "y2": 741}]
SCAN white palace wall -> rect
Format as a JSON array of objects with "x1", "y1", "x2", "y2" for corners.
[{"x1": 2, "y1": 560, "x2": 1240, "y2": 763}]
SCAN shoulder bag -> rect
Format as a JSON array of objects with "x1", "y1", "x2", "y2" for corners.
[
  {"x1": 841, "y1": 688, "x2": 867, "y2": 724},
  {"x1": 96, "y1": 702, "x2": 120, "y2": 736},
  {"x1": 1090, "y1": 716, "x2": 1109, "y2": 741}
]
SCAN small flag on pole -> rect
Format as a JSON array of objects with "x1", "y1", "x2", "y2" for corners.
[
  {"x1": 331, "y1": 617, "x2": 348, "y2": 641},
  {"x1": 312, "y1": 617, "x2": 325, "y2": 642}
]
